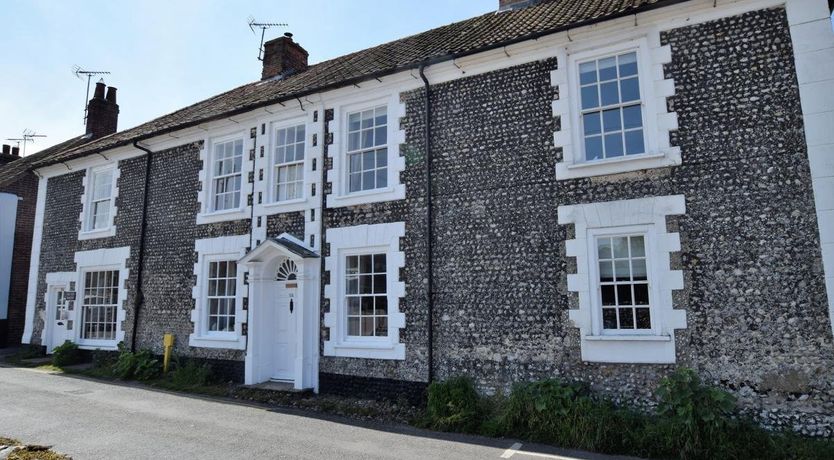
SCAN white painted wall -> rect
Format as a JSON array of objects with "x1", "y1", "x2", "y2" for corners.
[
  {"x1": 785, "y1": 0, "x2": 834, "y2": 336},
  {"x1": 0, "y1": 193, "x2": 18, "y2": 321}
]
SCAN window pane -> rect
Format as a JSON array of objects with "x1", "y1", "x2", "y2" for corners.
[
  {"x1": 579, "y1": 61, "x2": 597, "y2": 84},
  {"x1": 348, "y1": 297, "x2": 360, "y2": 315},
  {"x1": 375, "y1": 317, "x2": 388, "y2": 336},
  {"x1": 375, "y1": 296, "x2": 388, "y2": 315},
  {"x1": 597, "y1": 238, "x2": 612, "y2": 259},
  {"x1": 348, "y1": 317, "x2": 360, "y2": 336},
  {"x1": 359, "y1": 275, "x2": 372, "y2": 294},
  {"x1": 362, "y1": 170, "x2": 375, "y2": 190},
  {"x1": 612, "y1": 237, "x2": 629, "y2": 258},
  {"x1": 373, "y1": 274, "x2": 386, "y2": 294},
  {"x1": 636, "y1": 308, "x2": 651, "y2": 329},
  {"x1": 599, "y1": 261, "x2": 614, "y2": 283},
  {"x1": 600, "y1": 81, "x2": 619, "y2": 106},
  {"x1": 583, "y1": 112, "x2": 601, "y2": 136},
  {"x1": 346, "y1": 276, "x2": 358, "y2": 295},
  {"x1": 361, "y1": 296, "x2": 374, "y2": 315},
  {"x1": 348, "y1": 113, "x2": 360, "y2": 131},
  {"x1": 376, "y1": 149, "x2": 388, "y2": 167},
  {"x1": 376, "y1": 169, "x2": 387, "y2": 188},
  {"x1": 625, "y1": 131, "x2": 645, "y2": 155},
  {"x1": 598, "y1": 56, "x2": 617, "y2": 80},
  {"x1": 602, "y1": 308, "x2": 617, "y2": 329},
  {"x1": 630, "y1": 236, "x2": 645, "y2": 257},
  {"x1": 622, "y1": 105, "x2": 642, "y2": 129},
  {"x1": 618, "y1": 308, "x2": 635, "y2": 329},
  {"x1": 632, "y1": 258, "x2": 647, "y2": 280},
  {"x1": 375, "y1": 126, "x2": 387, "y2": 146},
  {"x1": 581, "y1": 86, "x2": 599, "y2": 110},
  {"x1": 349, "y1": 153, "x2": 362, "y2": 174},
  {"x1": 361, "y1": 129, "x2": 374, "y2": 149},
  {"x1": 634, "y1": 284, "x2": 650, "y2": 305},
  {"x1": 584, "y1": 136, "x2": 603, "y2": 161},
  {"x1": 361, "y1": 317, "x2": 374, "y2": 336},
  {"x1": 616, "y1": 284, "x2": 633, "y2": 305},
  {"x1": 602, "y1": 109, "x2": 621, "y2": 133},
  {"x1": 601, "y1": 285, "x2": 616, "y2": 306},
  {"x1": 614, "y1": 260, "x2": 631, "y2": 281},
  {"x1": 348, "y1": 132, "x2": 360, "y2": 151},
  {"x1": 604, "y1": 134, "x2": 624, "y2": 158},
  {"x1": 618, "y1": 52, "x2": 638, "y2": 77},
  {"x1": 620, "y1": 77, "x2": 640, "y2": 102}
]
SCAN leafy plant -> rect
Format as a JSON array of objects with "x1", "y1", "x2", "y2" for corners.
[
  {"x1": 424, "y1": 376, "x2": 482, "y2": 432},
  {"x1": 112, "y1": 343, "x2": 160, "y2": 381},
  {"x1": 169, "y1": 359, "x2": 213, "y2": 388},
  {"x1": 655, "y1": 368, "x2": 737, "y2": 458},
  {"x1": 51, "y1": 341, "x2": 82, "y2": 367}
]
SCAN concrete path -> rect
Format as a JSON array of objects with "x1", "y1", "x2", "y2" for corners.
[{"x1": 0, "y1": 366, "x2": 628, "y2": 459}]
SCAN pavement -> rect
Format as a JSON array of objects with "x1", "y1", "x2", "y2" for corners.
[{"x1": 0, "y1": 365, "x2": 631, "y2": 459}]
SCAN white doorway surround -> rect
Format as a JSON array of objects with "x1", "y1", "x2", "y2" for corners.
[
  {"x1": 240, "y1": 234, "x2": 320, "y2": 391},
  {"x1": 44, "y1": 272, "x2": 76, "y2": 353}
]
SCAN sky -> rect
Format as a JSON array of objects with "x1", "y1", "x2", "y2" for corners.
[{"x1": 0, "y1": 0, "x2": 497, "y2": 155}]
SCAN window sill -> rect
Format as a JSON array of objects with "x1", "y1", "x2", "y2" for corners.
[
  {"x1": 555, "y1": 149, "x2": 681, "y2": 180},
  {"x1": 326, "y1": 185, "x2": 405, "y2": 209},
  {"x1": 584, "y1": 334, "x2": 671, "y2": 342},
  {"x1": 78, "y1": 227, "x2": 116, "y2": 241},
  {"x1": 324, "y1": 339, "x2": 405, "y2": 360},
  {"x1": 189, "y1": 333, "x2": 246, "y2": 350},
  {"x1": 255, "y1": 197, "x2": 310, "y2": 215},
  {"x1": 75, "y1": 340, "x2": 118, "y2": 351},
  {"x1": 196, "y1": 208, "x2": 249, "y2": 225}
]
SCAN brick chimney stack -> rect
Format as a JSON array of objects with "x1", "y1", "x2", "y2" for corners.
[
  {"x1": 498, "y1": 0, "x2": 539, "y2": 11},
  {"x1": 1, "y1": 145, "x2": 9, "y2": 156},
  {"x1": 11, "y1": 146, "x2": 19, "y2": 156},
  {"x1": 261, "y1": 32, "x2": 309, "y2": 80},
  {"x1": 86, "y1": 80, "x2": 119, "y2": 139}
]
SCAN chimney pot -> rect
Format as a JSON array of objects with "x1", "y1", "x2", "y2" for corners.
[
  {"x1": 93, "y1": 80, "x2": 106, "y2": 99},
  {"x1": 86, "y1": 82, "x2": 120, "y2": 139},
  {"x1": 2, "y1": 144, "x2": 9, "y2": 155},
  {"x1": 11, "y1": 146, "x2": 20, "y2": 156},
  {"x1": 261, "y1": 33, "x2": 309, "y2": 80},
  {"x1": 106, "y1": 86, "x2": 117, "y2": 103}
]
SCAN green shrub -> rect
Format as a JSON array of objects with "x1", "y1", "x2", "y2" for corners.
[
  {"x1": 112, "y1": 344, "x2": 160, "y2": 381},
  {"x1": 424, "y1": 377, "x2": 482, "y2": 432},
  {"x1": 169, "y1": 359, "x2": 213, "y2": 388},
  {"x1": 655, "y1": 368, "x2": 737, "y2": 458},
  {"x1": 499, "y1": 379, "x2": 634, "y2": 453},
  {"x1": 51, "y1": 341, "x2": 83, "y2": 367}
]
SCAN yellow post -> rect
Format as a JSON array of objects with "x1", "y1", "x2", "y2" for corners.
[{"x1": 163, "y1": 333, "x2": 174, "y2": 373}]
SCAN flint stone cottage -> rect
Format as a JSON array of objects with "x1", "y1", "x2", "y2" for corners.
[{"x1": 3, "y1": 0, "x2": 834, "y2": 435}]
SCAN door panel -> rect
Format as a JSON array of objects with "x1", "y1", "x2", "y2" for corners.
[{"x1": 272, "y1": 286, "x2": 297, "y2": 381}]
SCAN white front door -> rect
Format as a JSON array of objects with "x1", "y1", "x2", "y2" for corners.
[
  {"x1": 49, "y1": 287, "x2": 72, "y2": 351},
  {"x1": 272, "y1": 284, "x2": 297, "y2": 381}
]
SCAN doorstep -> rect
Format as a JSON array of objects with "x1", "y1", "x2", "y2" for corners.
[{"x1": 243, "y1": 381, "x2": 312, "y2": 394}]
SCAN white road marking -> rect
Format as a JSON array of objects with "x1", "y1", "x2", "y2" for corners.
[{"x1": 501, "y1": 442, "x2": 522, "y2": 458}]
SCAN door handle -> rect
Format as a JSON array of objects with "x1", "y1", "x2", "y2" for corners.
[
  {"x1": 57, "y1": 321, "x2": 64, "y2": 326},
  {"x1": 289, "y1": 299, "x2": 294, "y2": 314}
]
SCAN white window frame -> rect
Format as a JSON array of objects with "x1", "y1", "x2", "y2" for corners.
[
  {"x1": 588, "y1": 225, "x2": 659, "y2": 337},
  {"x1": 324, "y1": 222, "x2": 405, "y2": 359},
  {"x1": 553, "y1": 34, "x2": 679, "y2": 180},
  {"x1": 327, "y1": 94, "x2": 406, "y2": 208},
  {"x1": 345, "y1": 104, "x2": 389, "y2": 195},
  {"x1": 558, "y1": 195, "x2": 686, "y2": 364},
  {"x1": 269, "y1": 119, "x2": 307, "y2": 206},
  {"x1": 210, "y1": 136, "x2": 245, "y2": 213},
  {"x1": 73, "y1": 246, "x2": 130, "y2": 350},
  {"x1": 79, "y1": 269, "x2": 121, "y2": 342},
  {"x1": 196, "y1": 131, "x2": 250, "y2": 225},
  {"x1": 78, "y1": 163, "x2": 119, "y2": 240},
  {"x1": 190, "y1": 235, "x2": 248, "y2": 349}
]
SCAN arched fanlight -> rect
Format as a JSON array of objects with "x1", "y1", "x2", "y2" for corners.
[{"x1": 276, "y1": 259, "x2": 298, "y2": 281}]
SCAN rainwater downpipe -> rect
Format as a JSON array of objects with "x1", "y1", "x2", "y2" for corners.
[
  {"x1": 418, "y1": 64, "x2": 435, "y2": 384},
  {"x1": 130, "y1": 141, "x2": 154, "y2": 352}
]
